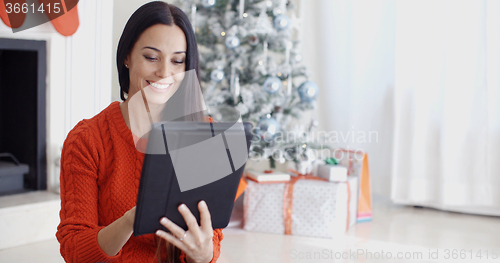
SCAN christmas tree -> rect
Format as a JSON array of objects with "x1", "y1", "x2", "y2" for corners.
[{"x1": 175, "y1": 0, "x2": 320, "y2": 168}]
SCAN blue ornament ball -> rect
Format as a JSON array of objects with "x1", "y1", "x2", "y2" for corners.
[
  {"x1": 257, "y1": 117, "x2": 280, "y2": 141},
  {"x1": 298, "y1": 81, "x2": 319, "y2": 102},
  {"x1": 210, "y1": 69, "x2": 225, "y2": 82},
  {"x1": 201, "y1": 0, "x2": 216, "y2": 8},
  {"x1": 225, "y1": 35, "x2": 240, "y2": 49},
  {"x1": 263, "y1": 76, "x2": 282, "y2": 94},
  {"x1": 273, "y1": 14, "x2": 290, "y2": 31}
]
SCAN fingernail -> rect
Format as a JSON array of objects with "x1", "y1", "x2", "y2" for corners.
[
  {"x1": 200, "y1": 200, "x2": 207, "y2": 207},
  {"x1": 160, "y1": 217, "x2": 168, "y2": 224},
  {"x1": 156, "y1": 230, "x2": 161, "y2": 236},
  {"x1": 179, "y1": 204, "x2": 187, "y2": 211}
]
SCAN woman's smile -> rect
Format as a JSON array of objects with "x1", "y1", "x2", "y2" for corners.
[{"x1": 146, "y1": 79, "x2": 173, "y2": 93}]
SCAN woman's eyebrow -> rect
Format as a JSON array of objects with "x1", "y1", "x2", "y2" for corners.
[
  {"x1": 142, "y1": 46, "x2": 161, "y2": 52},
  {"x1": 141, "y1": 47, "x2": 186, "y2": 54}
]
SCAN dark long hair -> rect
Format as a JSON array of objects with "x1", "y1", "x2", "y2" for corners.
[
  {"x1": 117, "y1": 1, "x2": 202, "y2": 262},
  {"x1": 117, "y1": 1, "x2": 205, "y2": 122}
]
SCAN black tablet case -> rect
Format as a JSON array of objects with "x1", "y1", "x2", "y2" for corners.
[{"x1": 133, "y1": 122, "x2": 253, "y2": 236}]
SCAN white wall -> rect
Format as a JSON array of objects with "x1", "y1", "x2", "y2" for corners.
[{"x1": 112, "y1": 0, "x2": 153, "y2": 101}]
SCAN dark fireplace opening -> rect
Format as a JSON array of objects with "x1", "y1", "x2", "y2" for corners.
[{"x1": 0, "y1": 38, "x2": 46, "y2": 195}]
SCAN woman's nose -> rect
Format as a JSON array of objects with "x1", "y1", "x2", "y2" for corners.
[{"x1": 156, "y1": 61, "x2": 171, "y2": 79}]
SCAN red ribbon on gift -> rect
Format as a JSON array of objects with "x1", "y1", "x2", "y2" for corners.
[{"x1": 283, "y1": 169, "x2": 352, "y2": 235}]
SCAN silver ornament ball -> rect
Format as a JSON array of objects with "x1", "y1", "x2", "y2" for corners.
[
  {"x1": 201, "y1": 0, "x2": 216, "y2": 8},
  {"x1": 257, "y1": 117, "x2": 280, "y2": 141},
  {"x1": 273, "y1": 14, "x2": 290, "y2": 31},
  {"x1": 225, "y1": 35, "x2": 240, "y2": 49},
  {"x1": 298, "y1": 81, "x2": 319, "y2": 102},
  {"x1": 293, "y1": 54, "x2": 302, "y2": 63},
  {"x1": 263, "y1": 76, "x2": 282, "y2": 94},
  {"x1": 210, "y1": 69, "x2": 225, "y2": 82}
]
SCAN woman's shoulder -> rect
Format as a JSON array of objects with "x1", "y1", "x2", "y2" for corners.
[{"x1": 64, "y1": 102, "x2": 121, "y2": 144}]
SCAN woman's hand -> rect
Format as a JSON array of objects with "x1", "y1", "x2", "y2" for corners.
[{"x1": 156, "y1": 201, "x2": 214, "y2": 263}]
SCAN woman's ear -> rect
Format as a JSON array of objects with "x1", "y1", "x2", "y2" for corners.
[{"x1": 124, "y1": 55, "x2": 130, "y2": 68}]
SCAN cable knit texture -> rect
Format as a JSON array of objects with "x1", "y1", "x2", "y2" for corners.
[{"x1": 56, "y1": 101, "x2": 223, "y2": 263}]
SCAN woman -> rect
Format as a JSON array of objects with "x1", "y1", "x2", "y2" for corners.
[{"x1": 56, "y1": 2, "x2": 222, "y2": 262}]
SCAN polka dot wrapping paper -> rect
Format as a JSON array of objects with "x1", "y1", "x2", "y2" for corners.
[{"x1": 243, "y1": 176, "x2": 359, "y2": 238}]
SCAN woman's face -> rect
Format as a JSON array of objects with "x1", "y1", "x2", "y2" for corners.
[{"x1": 125, "y1": 24, "x2": 187, "y2": 105}]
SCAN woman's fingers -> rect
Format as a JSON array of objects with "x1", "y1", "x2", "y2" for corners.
[
  {"x1": 156, "y1": 203, "x2": 214, "y2": 263},
  {"x1": 177, "y1": 204, "x2": 202, "y2": 238},
  {"x1": 155, "y1": 228, "x2": 187, "y2": 251},
  {"x1": 159, "y1": 217, "x2": 185, "y2": 240},
  {"x1": 198, "y1": 201, "x2": 213, "y2": 232}
]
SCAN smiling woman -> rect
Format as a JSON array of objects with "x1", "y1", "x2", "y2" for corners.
[
  {"x1": 117, "y1": 1, "x2": 206, "y2": 124},
  {"x1": 124, "y1": 24, "x2": 187, "y2": 104},
  {"x1": 55, "y1": 2, "x2": 222, "y2": 263}
]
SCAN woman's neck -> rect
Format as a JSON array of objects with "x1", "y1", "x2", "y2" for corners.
[{"x1": 119, "y1": 99, "x2": 166, "y2": 131}]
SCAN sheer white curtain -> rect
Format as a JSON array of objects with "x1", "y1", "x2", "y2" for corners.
[
  {"x1": 300, "y1": 0, "x2": 500, "y2": 215},
  {"x1": 391, "y1": 0, "x2": 500, "y2": 215},
  {"x1": 298, "y1": 0, "x2": 397, "y2": 197}
]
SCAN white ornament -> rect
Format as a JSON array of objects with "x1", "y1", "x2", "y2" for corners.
[
  {"x1": 298, "y1": 81, "x2": 318, "y2": 102},
  {"x1": 225, "y1": 35, "x2": 240, "y2": 49},
  {"x1": 263, "y1": 76, "x2": 282, "y2": 94},
  {"x1": 210, "y1": 69, "x2": 224, "y2": 82},
  {"x1": 201, "y1": 0, "x2": 216, "y2": 8},
  {"x1": 273, "y1": 14, "x2": 290, "y2": 31}
]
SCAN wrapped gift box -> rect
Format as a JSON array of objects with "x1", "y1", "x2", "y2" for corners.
[
  {"x1": 243, "y1": 175, "x2": 358, "y2": 238},
  {"x1": 312, "y1": 150, "x2": 373, "y2": 222},
  {"x1": 316, "y1": 165, "x2": 348, "y2": 181},
  {"x1": 334, "y1": 150, "x2": 372, "y2": 222}
]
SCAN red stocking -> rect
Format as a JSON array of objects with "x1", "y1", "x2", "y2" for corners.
[
  {"x1": 38, "y1": 0, "x2": 79, "y2": 36},
  {"x1": 0, "y1": 0, "x2": 27, "y2": 28}
]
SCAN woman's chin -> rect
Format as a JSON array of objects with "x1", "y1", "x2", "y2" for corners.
[{"x1": 143, "y1": 87, "x2": 171, "y2": 105}]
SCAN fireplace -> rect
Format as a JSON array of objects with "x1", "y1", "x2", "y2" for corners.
[
  {"x1": 0, "y1": 38, "x2": 47, "y2": 194},
  {"x1": 0, "y1": 0, "x2": 115, "y2": 250}
]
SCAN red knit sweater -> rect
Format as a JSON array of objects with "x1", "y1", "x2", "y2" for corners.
[{"x1": 56, "y1": 101, "x2": 222, "y2": 263}]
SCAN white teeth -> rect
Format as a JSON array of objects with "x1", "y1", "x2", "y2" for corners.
[{"x1": 148, "y1": 80, "x2": 170, "y2": 90}]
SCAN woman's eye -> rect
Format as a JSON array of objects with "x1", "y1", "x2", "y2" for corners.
[
  {"x1": 174, "y1": 60, "x2": 185, "y2": 64},
  {"x1": 144, "y1": 56, "x2": 157, "y2": 61}
]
